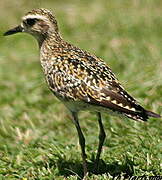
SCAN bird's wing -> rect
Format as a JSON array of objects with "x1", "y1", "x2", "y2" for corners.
[{"x1": 46, "y1": 51, "x2": 157, "y2": 121}]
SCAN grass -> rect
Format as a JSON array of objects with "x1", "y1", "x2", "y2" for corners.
[{"x1": 0, "y1": 0, "x2": 162, "y2": 179}]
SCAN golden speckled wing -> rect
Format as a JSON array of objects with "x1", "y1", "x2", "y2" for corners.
[{"x1": 44, "y1": 47, "x2": 150, "y2": 121}]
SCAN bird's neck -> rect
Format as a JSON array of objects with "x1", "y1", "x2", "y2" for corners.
[
  {"x1": 39, "y1": 32, "x2": 65, "y2": 64},
  {"x1": 38, "y1": 32, "x2": 63, "y2": 48}
]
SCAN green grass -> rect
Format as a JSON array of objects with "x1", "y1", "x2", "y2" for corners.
[{"x1": 0, "y1": 0, "x2": 162, "y2": 179}]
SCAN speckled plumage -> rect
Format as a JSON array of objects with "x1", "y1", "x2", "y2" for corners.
[
  {"x1": 4, "y1": 8, "x2": 160, "y2": 177},
  {"x1": 33, "y1": 9, "x2": 155, "y2": 122},
  {"x1": 41, "y1": 41, "x2": 141, "y2": 118}
]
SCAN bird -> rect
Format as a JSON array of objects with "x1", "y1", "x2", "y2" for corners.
[{"x1": 4, "y1": 8, "x2": 161, "y2": 177}]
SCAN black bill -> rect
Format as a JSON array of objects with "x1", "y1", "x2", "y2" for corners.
[{"x1": 3, "y1": 25, "x2": 23, "y2": 36}]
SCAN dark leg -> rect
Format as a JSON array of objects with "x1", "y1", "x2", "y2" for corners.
[
  {"x1": 71, "y1": 112, "x2": 88, "y2": 177},
  {"x1": 94, "y1": 112, "x2": 106, "y2": 172}
]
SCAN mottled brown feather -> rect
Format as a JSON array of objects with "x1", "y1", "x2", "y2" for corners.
[{"x1": 22, "y1": 8, "x2": 160, "y2": 121}]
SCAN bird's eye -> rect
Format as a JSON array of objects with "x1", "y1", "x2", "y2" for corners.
[{"x1": 25, "y1": 18, "x2": 37, "y2": 26}]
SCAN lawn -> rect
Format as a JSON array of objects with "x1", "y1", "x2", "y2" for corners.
[{"x1": 0, "y1": 0, "x2": 162, "y2": 179}]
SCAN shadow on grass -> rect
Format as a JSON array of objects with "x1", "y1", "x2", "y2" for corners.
[{"x1": 57, "y1": 156, "x2": 134, "y2": 179}]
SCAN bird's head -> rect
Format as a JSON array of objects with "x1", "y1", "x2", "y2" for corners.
[{"x1": 4, "y1": 8, "x2": 60, "y2": 44}]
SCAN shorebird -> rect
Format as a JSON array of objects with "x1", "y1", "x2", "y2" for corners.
[{"x1": 4, "y1": 8, "x2": 160, "y2": 177}]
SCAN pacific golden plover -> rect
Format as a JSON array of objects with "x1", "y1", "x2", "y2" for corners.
[{"x1": 4, "y1": 8, "x2": 161, "y2": 176}]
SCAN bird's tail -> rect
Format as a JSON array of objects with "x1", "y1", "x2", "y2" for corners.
[
  {"x1": 145, "y1": 110, "x2": 161, "y2": 118},
  {"x1": 125, "y1": 107, "x2": 161, "y2": 122}
]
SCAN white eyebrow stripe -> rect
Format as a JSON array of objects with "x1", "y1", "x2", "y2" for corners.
[{"x1": 22, "y1": 14, "x2": 47, "y2": 21}]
